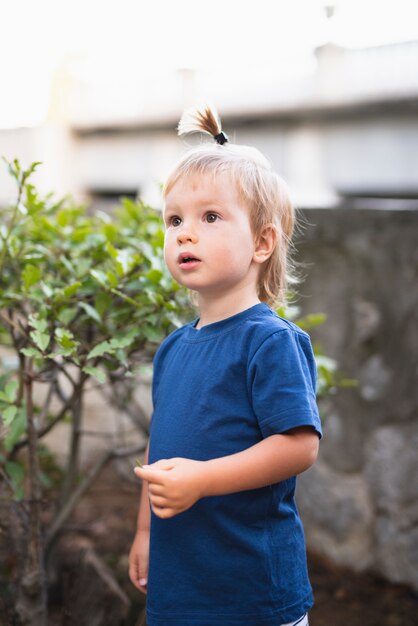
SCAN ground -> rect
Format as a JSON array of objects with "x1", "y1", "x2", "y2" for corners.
[{"x1": 2, "y1": 463, "x2": 417, "y2": 625}]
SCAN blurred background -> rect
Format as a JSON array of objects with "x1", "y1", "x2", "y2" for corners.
[
  {"x1": 1, "y1": 0, "x2": 418, "y2": 210},
  {"x1": 1, "y1": 1, "x2": 417, "y2": 624}
]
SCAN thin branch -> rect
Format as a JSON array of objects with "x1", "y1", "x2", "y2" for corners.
[
  {"x1": 0, "y1": 465, "x2": 16, "y2": 497},
  {"x1": 59, "y1": 371, "x2": 87, "y2": 507},
  {"x1": 45, "y1": 443, "x2": 146, "y2": 550},
  {"x1": 22, "y1": 357, "x2": 47, "y2": 622},
  {"x1": 53, "y1": 378, "x2": 70, "y2": 404},
  {"x1": 8, "y1": 392, "x2": 74, "y2": 458},
  {"x1": 101, "y1": 383, "x2": 150, "y2": 435},
  {"x1": 37, "y1": 383, "x2": 55, "y2": 428},
  {"x1": 51, "y1": 360, "x2": 77, "y2": 388},
  {"x1": 0, "y1": 310, "x2": 27, "y2": 336}
]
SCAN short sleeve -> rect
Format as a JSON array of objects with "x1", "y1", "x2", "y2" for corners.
[{"x1": 249, "y1": 329, "x2": 322, "y2": 439}]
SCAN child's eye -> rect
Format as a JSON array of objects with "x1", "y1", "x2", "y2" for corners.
[
  {"x1": 205, "y1": 213, "x2": 219, "y2": 223},
  {"x1": 168, "y1": 216, "x2": 182, "y2": 227}
]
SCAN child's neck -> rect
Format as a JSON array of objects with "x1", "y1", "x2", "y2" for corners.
[{"x1": 195, "y1": 290, "x2": 261, "y2": 329}]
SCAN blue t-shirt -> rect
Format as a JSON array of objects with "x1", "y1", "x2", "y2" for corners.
[{"x1": 147, "y1": 303, "x2": 322, "y2": 626}]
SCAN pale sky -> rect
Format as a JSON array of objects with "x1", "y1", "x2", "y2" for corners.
[{"x1": 1, "y1": 0, "x2": 418, "y2": 128}]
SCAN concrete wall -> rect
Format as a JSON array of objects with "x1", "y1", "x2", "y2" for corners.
[{"x1": 295, "y1": 206, "x2": 418, "y2": 591}]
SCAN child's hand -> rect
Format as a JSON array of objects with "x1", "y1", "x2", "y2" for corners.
[
  {"x1": 128, "y1": 528, "x2": 150, "y2": 593},
  {"x1": 134, "y1": 458, "x2": 207, "y2": 519}
]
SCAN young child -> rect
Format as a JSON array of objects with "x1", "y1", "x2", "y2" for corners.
[{"x1": 129, "y1": 106, "x2": 322, "y2": 626}]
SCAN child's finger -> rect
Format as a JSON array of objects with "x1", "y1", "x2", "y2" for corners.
[
  {"x1": 151, "y1": 505, "x2": 177, "y2": 519},
  {"x1": 138, "y1": 579, "x2": 148, "y2": 594},
  {"x1": 134, "y1": 466, "x2": 167, "y2": 484},
  {"x1": 129, "y1": 560, "x2": 141, "y2": 590},
  {"x1": 148, "y1": 483, "x2": 166, "y2": 496},
  {"x1": 149, "y1": 494, "x2": 170, "y2": 508}
]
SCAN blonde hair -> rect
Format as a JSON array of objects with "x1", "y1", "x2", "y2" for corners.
[{"x1": 163, "y1": 106, "x2": 295, "y2": 307}]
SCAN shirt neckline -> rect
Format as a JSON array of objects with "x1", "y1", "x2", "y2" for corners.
[{"x1": 183, "y1": 303, "x2": 271, "y2": 343}]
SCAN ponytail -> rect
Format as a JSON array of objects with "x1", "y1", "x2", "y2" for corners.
[{"x1": 178, "y1": 106, "x2": 229, "y2": 146}]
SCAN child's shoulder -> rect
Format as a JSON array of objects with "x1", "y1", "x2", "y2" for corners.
[
  {"x1": 247, "y1": 305, "x2": 310, "y2": 342},
  {"x1": 243, "y1": 306, "x2": 314, "y2": 365}
]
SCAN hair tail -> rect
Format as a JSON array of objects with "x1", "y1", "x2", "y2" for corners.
[{"x1": 178, "y1": 106, "x2": 222, "y2": 138}]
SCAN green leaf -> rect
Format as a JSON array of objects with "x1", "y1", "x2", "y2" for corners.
[
  {"x1": 30, "y1": 330, "x2": 50, "y2": 352},
  {"x1": 63, "y1": 281, "x2": 82, "y2": 298},
  {"x1": 106, "y1": 270, "x2": 118, "y2": 287},
  {"x1": 56, "y1": 209, "x2": 71, "y2": 227},
  {"x1": 115, "y1": 349, "x2": 128, "y2": 367},
  {"x1": 58, "y1": 307, "x2": 78, "y2": 324},
  {"x1": 109, "y1": 335, "x2": 134, "y2": 350},
  {"x1": 6, "y1": 380, "x2": 18, "y2": 402},
  {"x1": 95, "y1": 292, "x2": 112, "y2": 318},
  {"x1": 47, "y1": 347, "x2": 76, "y2": 358},
  {"x1": 59, "y1": 255, "x2": 75, "y2": 274},
  {"x1": 5, "y1": 460, "x2": 24, "y2": 485},
  {"x1": 28, "y1": 314, "x2": 48, "y2": 333},
  {"x1": 41, "y1": 282, "x2": 54, "y2": 298},
  {"x1": 165, "y1": 311, "x2": 183, "y2": 328},
  {"x1": 79, "y1": 302, "x2": 101, "y2": 323},
  {"x1": 90, "y1": 269, "x2": 108, "y2": 287},
  {"x1": 87, "y1": 341, "x2": 112, "y2": 359},
  {"x1": 146, "y1": 269, "x2": 163, "y2": 285},
  {"x1": 296, "y1": 313, "x2": 327, "y2": 331},
  {"x1": 102, "y1": 223, "x2": 118, "y2": 242},
  {"x1": 278, "y1": 305, "x2": 301, "y2": 320},
  {"x1": 105, "y1": 242, "x2": 118, "y2": 259},
  {"x1": 115, "y1": 249, "x2": 134, "y2": 275},
  {"x1": 82, "y1": 366, "x2": 106, "y2": 384},
  {"x1": 26, "y1": 161, "x2": 42, "y2": 176},
  {"x1": 55, "y1": 328, "x2": 78, "y2": 350},
  {"x1": 20, "y1": 347, "x2": 43, "y2": 359},
  {"x1": 143, "y1": 325, "x2": 163, "y2": 343},
  {"x1": 0, "y1": 380, "x2": 18, "y2": 404},
  {"x1": 5, "y1": 460, "x2": 25, "y2": 501},
  {"x1": 75, "y1": 258, "x2": 92, "y2": 277},
  {"x1": 4, "y1": 408, "x2": 27, "y2": 451},
  {"x1": 151, "y1": 229, "x2": 165, "y2": 249},
  {"x1": 2, "y1": 405, "x2": 18, "y2": 425},
  {"x1": 22, "y1": 263, "x2": 42, "y2": 289}
]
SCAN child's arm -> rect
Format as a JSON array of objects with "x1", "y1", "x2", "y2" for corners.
[
  {"x1": 135, "y1": 427, "x2": 318, "y2": 519},
  {"x1": 129, "y1": 443, "x2": 151, "y2": 592}
]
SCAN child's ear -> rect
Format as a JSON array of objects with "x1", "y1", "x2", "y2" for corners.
[{"x1": 253, "y1": 224, "x2": 277, "y2": 264}]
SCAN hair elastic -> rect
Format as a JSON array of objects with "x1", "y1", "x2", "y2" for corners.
[{"x1": 214, "y1": 131, "x2": 229, "y2": 145}]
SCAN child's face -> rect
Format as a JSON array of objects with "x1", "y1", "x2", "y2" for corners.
[{"x1": 163, "y1": 172, "x2": 260, "y2": 300}]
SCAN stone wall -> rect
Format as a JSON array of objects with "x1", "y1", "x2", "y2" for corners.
[{"x1": 295, "y1": 206, "x2": 418, "y2": 591}]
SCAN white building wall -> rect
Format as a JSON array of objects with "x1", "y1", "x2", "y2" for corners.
[
  {"x1": 2, "y1": 42, "x2": 418, "y2": 210},
  {"x1": 0, "y1": 124, "x2": 77, "y2": 205}
]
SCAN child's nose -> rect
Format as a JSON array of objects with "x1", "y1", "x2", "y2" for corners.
[{"x1": 177, "y1": 229, "x2": 198, "y2": 245}]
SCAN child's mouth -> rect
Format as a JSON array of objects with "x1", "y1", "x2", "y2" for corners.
[{"x1": 178, "y1": 253, "x2": 201, "y2": 269}]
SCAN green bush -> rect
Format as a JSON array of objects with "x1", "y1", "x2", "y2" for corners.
[{"x1": 0, "y1": 159, "x2": 190, "y2": 624}]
